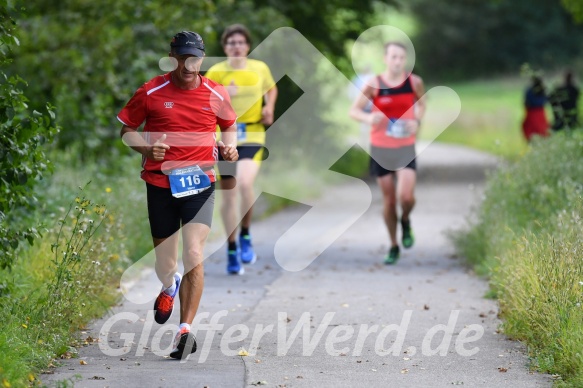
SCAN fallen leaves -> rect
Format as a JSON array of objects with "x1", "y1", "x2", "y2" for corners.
[
  {"x1": 238, "y1": 348, "x2": 249, "y2": 356},
  {"x1": 79, "y1": 360, "x2": 87, "y2": 365}
]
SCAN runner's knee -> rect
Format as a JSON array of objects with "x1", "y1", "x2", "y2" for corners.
[
  {"x1": 155, "y1": 259, "x2": 178, "y2": 278},
  {"x1": 400, "y1": 193, "x2": 415, "y2": 207},
  {"x1": 238, "y1": 180, "x2": 254, "y2": 196},
  {"x1": 183, "y1": 247, "x2": 204, "y2": 269},
  {"x1": 384, "y1": 195, "x2": 397, "y2": 209}
]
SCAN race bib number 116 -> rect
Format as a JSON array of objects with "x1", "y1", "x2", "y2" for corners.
[{"x1": 169, "y1": 165, "x2": 211, "y2": 198}]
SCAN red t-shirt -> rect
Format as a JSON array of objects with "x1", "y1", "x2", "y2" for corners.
[{"x1": 117, "y1": 73, "x2": 237, "y2": 188}]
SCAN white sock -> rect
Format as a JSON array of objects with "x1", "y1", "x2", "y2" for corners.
[
  {"x1": 179, "y1": 323, "x2": 191, "y2": 332},
  {"x1": 163, "y1": 278, "x2": 176, "y2": 295}
]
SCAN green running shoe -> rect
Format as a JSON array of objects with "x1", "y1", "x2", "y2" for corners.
[
  {"x1": 384, "y1": 246, "x2": 400, "y2": 265},
  {"x1": 401, "y1": 219, "x2": 414, "y2": 249}
]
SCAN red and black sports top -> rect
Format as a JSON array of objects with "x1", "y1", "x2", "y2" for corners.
[{"x1": 370, "y1": 75, "x2": 417, "y2": 148}]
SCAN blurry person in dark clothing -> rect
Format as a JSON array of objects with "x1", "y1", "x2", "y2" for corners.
[{"x1": 550, "y1": 71, "x2": 580, "y2": 131}]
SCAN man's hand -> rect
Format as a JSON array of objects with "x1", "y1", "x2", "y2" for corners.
[
  {"x1": 146, "y1": 134, "x2": 170, "y2": 161},
  {"x1": 368, "y1": 112, "x2": 385, "y2": 126},
  {"x1": 405, "y1": 119, "x2": 420, "y2": 136},
  {"x1": 226, "y1": 80, "x2": 238, "y2": 97},
  {"x1": 218, "y1": 141, "x2": 238, "y2": 162},
  {"x1": 261, "y1": 105, "x2": 274, "y2": 125}
]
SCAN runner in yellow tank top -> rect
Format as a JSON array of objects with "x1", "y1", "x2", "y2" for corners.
[{"x1": 205, "y1": 24, "x2": 278, "y2": 275}]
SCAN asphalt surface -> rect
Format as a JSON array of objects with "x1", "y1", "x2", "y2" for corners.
[{"x1": 43, "y1": 142, "x2": 552, "y2": 388}]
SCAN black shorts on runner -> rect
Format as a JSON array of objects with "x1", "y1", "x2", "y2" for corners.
[
  {"x1": 218, "y1": 143, "x2": 263, "y2": 179},
  {"x1": 146, "y1": 182, "x2": 215, "y2": 239},
  {"x1": 369, "y1": 145, "x2": 417, "y2": 178}
]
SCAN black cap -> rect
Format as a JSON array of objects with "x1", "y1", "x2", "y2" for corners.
[{"x1": 170, "y1": 31, "x2": 205, "y2": 57}]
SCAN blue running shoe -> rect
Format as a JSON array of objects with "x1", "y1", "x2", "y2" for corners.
[
  {"x1": 226, "y1": 247, "x2": 244, "y2": 275},
  {"x1": 239, "y1": 234, "x2": 257, "y2": 264}
]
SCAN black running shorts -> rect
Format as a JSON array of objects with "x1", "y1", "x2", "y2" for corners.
[
  {"x1": 146, "y1": 182, "x2": 215, "y2": 239},
  {"x1": 369, "y1": 145, "x2": 417, "y2": 178}
]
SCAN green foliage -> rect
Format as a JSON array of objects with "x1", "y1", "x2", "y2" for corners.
[
  {"x1": 452, "y1": 130, "x2": 583, "y2": 384},
  {"x1": 410, "y1": 0, "x2": 583, "y2": 81},
  {"x1": 0, "y1": 2, "x2": 59, "y2": 271},
  {"x1": 0, "y1": 189, "x2": 122, "y2": 387},
  {"x1": 562, "y1": 0, "x2": 583, "y2": 23},
  {"x1": 10, "y1": 0, "x2": 215, "y2": 158}
]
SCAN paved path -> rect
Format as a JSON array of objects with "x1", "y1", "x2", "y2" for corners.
[{"x1": 44, "y1": 143, "x2": 552, "y2": 387}]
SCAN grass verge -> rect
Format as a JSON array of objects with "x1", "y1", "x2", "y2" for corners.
[
  {"x1": 451, "y1": 130, "x2": 583, "y2": 386},
  {"x1": 0, "y1": 188, "x2": 124, "y2": 387}
]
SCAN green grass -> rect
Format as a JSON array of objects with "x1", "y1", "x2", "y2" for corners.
[
  {"x1": 451, "y1": 130, "x2": 583, "y2": 386},
  {"x1": 428, "y1": 76, "x2": 583, "y2": 160},
  {"x1": 430, "y1": 78, "x2": 529, "y2": 159}
]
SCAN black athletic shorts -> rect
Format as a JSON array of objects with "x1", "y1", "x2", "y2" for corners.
[
  {"x1": 369, "y1": 145, "x2": 417, "y2": 178},
  {"x1": 146, "y1": 182, "x2": 215, "y2": 239},
  {"x1": 217, "y1": 143, "x2": 263, "y2": 179}
]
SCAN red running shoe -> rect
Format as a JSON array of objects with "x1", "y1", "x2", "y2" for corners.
[{"x1": 153, "y1": 273, "x2": 181, "y2": 324}]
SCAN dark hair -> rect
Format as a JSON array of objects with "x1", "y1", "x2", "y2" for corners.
[
  {"x1": 221, "y1": 24, "x2": 252, "y2": 47},
  {"x1": 531, "y1": 76, "x2": 545, "y2": 96},
  {"x1": 384, "y1": 41, "x2": 407, "y2": 54}
]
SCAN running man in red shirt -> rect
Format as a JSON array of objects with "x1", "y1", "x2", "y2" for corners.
[
  {"x1": 118, "y1": 31, "x2": 238, "y2": 359},
  {"x1": 350, "y1": 42, "x2": 425, "y2": 264}
]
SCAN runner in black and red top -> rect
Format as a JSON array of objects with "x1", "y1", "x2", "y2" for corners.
[
  {"x1": 350, "y1": 41, "x2": 426, "y2": 264},
  {"x1": 118, "y1": 31, "x2": 238, "y2": 359}
]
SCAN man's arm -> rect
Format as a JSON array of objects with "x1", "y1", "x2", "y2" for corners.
[
  {"x1": 261, "y1": 85, "x2": 278, "y2": 125},
  {"x1": 349, "y1": 82, "x2": 384, "y2": 125},
  {"x1": 120, "y1": 125, "x2": 169, "y2": 162},
  {"x1": 411, "y1": 75, "x2": 426, "y2": 121}
]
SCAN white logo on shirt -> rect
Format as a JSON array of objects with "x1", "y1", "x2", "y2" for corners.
[{"x1": 164, "y1": 102, "x2": 174, "y2": 108}]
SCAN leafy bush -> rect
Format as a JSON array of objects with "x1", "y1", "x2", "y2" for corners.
[{"x1": 0, "y1": 4, "x2": 59, "y2": 271}]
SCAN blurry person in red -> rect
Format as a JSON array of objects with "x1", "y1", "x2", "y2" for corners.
[{"x1": 522, "y1": 75, "x2": 549, "y2": 142}]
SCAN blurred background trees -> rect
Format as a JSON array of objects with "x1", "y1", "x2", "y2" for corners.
[
  {"x1": 411, "y1": 0, "x2": 583, "y2": 81},
  {"x1": 4, "y1": 0, "x2": 582, "y2": 161}
]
